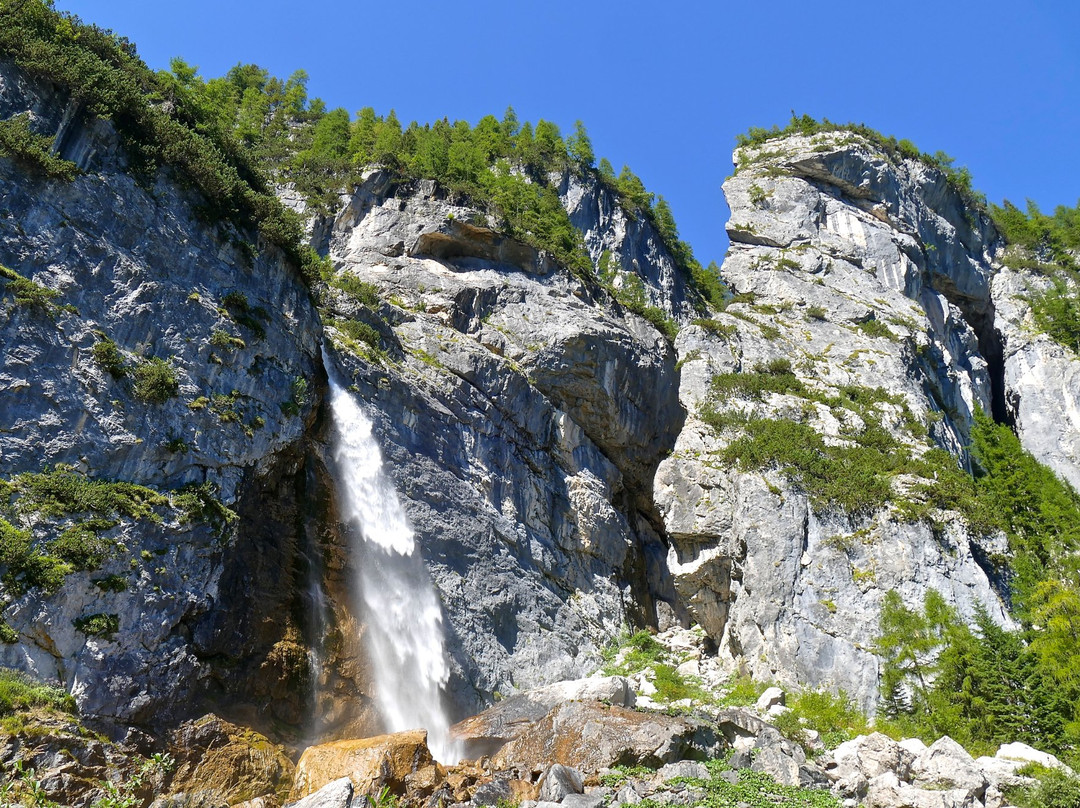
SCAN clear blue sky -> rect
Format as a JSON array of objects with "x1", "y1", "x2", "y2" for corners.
[{"x1": 59, "y1": 0, "x2": 1080, "y2": 265}]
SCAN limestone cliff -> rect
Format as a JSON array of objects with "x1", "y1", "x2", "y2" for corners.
[
  {"x1": 0, "y1": 57, "x2": 323, "y2": 733},
  {"x1": 3, "y1": 47, "x2": 1080, "y2": 758}
]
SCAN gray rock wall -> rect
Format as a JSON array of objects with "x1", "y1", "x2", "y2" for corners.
[
  {"x1": 0, "y1": 59, "x2": 322, "y2": 731},
  {"x1": 654, "y1": 132, "x2": 1016, "y2": 709},
  {"x1": 313, "y1": 173, "x2": 685, "y2": 723}
]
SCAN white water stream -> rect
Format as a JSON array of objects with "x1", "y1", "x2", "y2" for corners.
[{"x1": 323, "y1": 347, "x2": 460, "y2": 762}]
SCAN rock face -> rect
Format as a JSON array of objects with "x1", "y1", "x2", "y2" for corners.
[
  {"x1": 308, "y1": 171, "x2": 688, "y2": 728},
  {"x1": 290, "y1": 730, "x2": 433, "y2": 801},
  {"x1": 654, "y1": 131, "x2": 1018, "y2": 708},
  {"x1": 992, "y1": 265, "x2": 1080, "y2": 491},
  {"x1": 0, "y1": 58, "x2": 323, "y2": 733}
]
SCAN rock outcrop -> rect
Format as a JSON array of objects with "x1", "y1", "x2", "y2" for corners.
[
  {"x1": 655, "y1": 131, "x2": 1016, "y2": 708},
  {"x1": 0, "y1": 57, "x2": 322, "y2": 734}
]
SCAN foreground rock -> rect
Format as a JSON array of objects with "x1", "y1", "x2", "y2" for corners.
[
  {"x1": 450, "y1": 676, "x2": 635, "y2": 758},
  {"x1": 166, "y1": 714, "x2": 295, "y2": 806},
  {"x1": 289, "y1": 730, "x2": 435, "y2": 801},
  {"x1": 491, "y1": 701, "x2": 723, "y2": 774}
]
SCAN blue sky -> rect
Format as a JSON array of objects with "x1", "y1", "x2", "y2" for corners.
[{"x1": 60, "y1": 0, "x2": 1079, "y2": 266}]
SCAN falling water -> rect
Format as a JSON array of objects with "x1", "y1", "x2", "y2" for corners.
[{"x1": 322, "y1": 346, "x2": 460, "y2": 763}]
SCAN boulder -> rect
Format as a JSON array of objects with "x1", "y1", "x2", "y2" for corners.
[
  {"x1": 864, "y1": 771, "x2": 976, "y2": 808},
  {"x1": 750, "y1": 727, "x2": 805, "y2": 787},
  {"x1": 755, "y1": 687, "x2": 786, "y2": 713},
  {"x1": 289, "y1": 730, "x2": 432, "y2": 801},
  {"x1": 537, "y1": 764, "x2": 585, "y2": 801},
  {"x1": 284, "y1": 778, "x2": 353, "y2": 808},
  {"x1": 166, "y1": 714, "x2": 295, "y2": 807},
  {"x1": 823, "y1": 733, "x2": 916, "y2": 798},
  {"x1": 911, "y1": 737, "x2": 986, "y2": 801},
  {"x1": 490, "y1": 701, "x2": 723, "y2": 774},
  {"x1": 450, "y1": 677, "x2": 634, "y2": 759},
  {"x1": 996, "y1": 741, "x2": 1074, "y2": 773}
]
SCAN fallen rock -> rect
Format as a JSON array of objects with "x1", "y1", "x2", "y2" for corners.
[
  {"x1": 167, "y1": 714, "x2": 295, "y2": 807},
  {"x1": 285, "y1": 777, "x2": 353, "y2": 808},
  {"x1": 996, "y1": 741, "x2": 1074, "y2": 773},
  {"x1": 864, "y1": 771, "x2": 974, "y2": 808},
  {"x1": 823, "y1": 733, "x2": 916, "y2": 798},
  {"x1": 538, "y1": 764, "x2": 585, "y2": 801},
  {"x1": 750, "y1": 727, "x2": 805, "y2": 787},
  {"x1": 911, "y1": 737, "x2": 987, "y2": 801},
  {"x1": 491, "y1": 701, "x2": 722, "y2": 774},
  {"x1": 289, "y1": 730, "x2": 432, "y2": 801},
  {"x1": 450, "y1": 677, "x2": 634, "y2": 759},
  {"x1": 755, "y1": 687, "x2": 786, "y2": 713}
]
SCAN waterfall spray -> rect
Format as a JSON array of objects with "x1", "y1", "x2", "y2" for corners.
[{"x1": 322, "y1": 346, "x2": 460, "y2": 763}]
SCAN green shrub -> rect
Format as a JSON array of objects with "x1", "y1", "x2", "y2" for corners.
[
  {"x1": 133, "y1": 358, "x2": 179, "y2": 403},
  {"x1": 805, "y1": 306, "x2": 828, "y2": 321},
  {"x1": 13, "y1": 467, "x2": 168, "y2": 521},
  {"x1": 0, "y1": 113, "x2": 78, "y2": 180},
  {"x1": 332, "y1": 319, "x2": 381, "y2": 350},
  {"x1": 1031, "y1": 279, "x2": 1080, "y2": 354},
  {"x1": 1008, "y1": 768, "x2": 1080, "y2": 808},
  {"x1": 209, "y1": 329, "x2": 245, "y2": 350},
  {"x1": 786, "y1": 689, "x2": 869, "y2": 749},
  {"x1": 711, "y1": 358, "x2": 806, "y2": 400},
  {"x1": 91, "y1": 338, "x2": 127, "y2": 378},
  {"x1": 693, "y1": 318, "x2": 737, "y2": 337},
  {"x1": 48, "y1": 523, "x2": 112, "y2": 571},
  {"x1": 0, "y1": 668, "x2": 75, "y2": 715},
  {"x1": 73, "y1": 613, "x2": 119, "y2": 639},
  {"x1": 856, "y1": 318, "x2": 897, "y2": 341},
  {"x1": 92, "y1": 573, "x2": 128, "y2": 593},
  {"x1": 331, "y1": 275, "x2": 380, "y2": 307},
  {"x1": 0, "y1": 264, "x2": 60, "y2": 310},
  {"x1": 719, "y1": 674, "x2": 770, "y2": 707}
]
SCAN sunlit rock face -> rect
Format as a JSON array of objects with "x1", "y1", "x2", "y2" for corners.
[{"x1": 654, "y1": 132, "x2": 1019, "y2": 710}]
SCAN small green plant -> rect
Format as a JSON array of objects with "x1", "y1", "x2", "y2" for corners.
[
  {"x1": 133, "y1": 358, "x2": 179, "y2": 403},
  {"x1": 805, "y1": 306, "x2": 827, "y2": 321},
  {"x1": 91, "y1": 338, "x2": 127, "y2": 378},
  {"x1": 331, "y1": 275, "x2": 381, "y2": 307},
  {"x1": 0, "y1": 264, "x2": 60, "y2": 311},
  {"x1": 73, "y1": 613, "x2": 119, "y2": 639}
]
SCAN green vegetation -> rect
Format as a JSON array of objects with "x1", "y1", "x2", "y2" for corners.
[
  {"x1": 1007, "y1": 768, "x2": 1080, "y2": 808},
  {"x1": 209, "y1": 329, "x2": 245, "y2": 350},
  {"x1": 132, "y1": 357, "x2": 178, "y2": 403},
  {"x1": 601, "y1": 630, "x2": 710, "y2": 705},
  {"x1": 990, "y1": 199, "x2": 1080, "y2": 353},
  {"x1": 856, "y1": 318, "x2": 897, "y2": 341},
  {"x1": 330, "y1": 274, "x2": 380, "y2": 307},
  {"x1": 91, "y1": 337, "x2": 127, "y2": 378},
  {"x1": 735, "y1": 114, "x2": 982, "y2": 208},
  {"x1": 633, "y1": 759, "x2": 840, "y2": 808},
  {"x1": 701, "y1": 366, "x2": 950, "y2": 516},
  {"x1": 773, "y1": 689, "x2": 870, "y2": 751},
  {"x1": 0, "y1": 265, "x2": 60, "y2": 311},
  {"x1": 875, "y1": 414, "x2": 1080, "y2": 758},
  {"x1": 0, "y1": 1, "x2": 324, "y2": 285},
  {"x1": 0, "y1": 113, "x2": 78, "y2": 180},
  {"x1": 0, "y1": 668, "x2": 75, "y2": 716},
  {"x1": 73, "y1": 613, "x2": 119, "y2": 638},
  {"x1": 1031, "y1": 279, "x2": 1080, "y2": 354}
]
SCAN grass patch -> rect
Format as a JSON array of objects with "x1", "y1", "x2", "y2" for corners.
[
  {"x1": 856, "y1": 318, "x2": 897, "y2": 341},
  {"x1": 0, "y1": 668, "x2": 75, "y2": 716}
]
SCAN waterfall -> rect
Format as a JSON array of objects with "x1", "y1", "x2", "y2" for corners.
[{"x1": 322, "y1": 347, "x2": 460, "y2": 763}]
